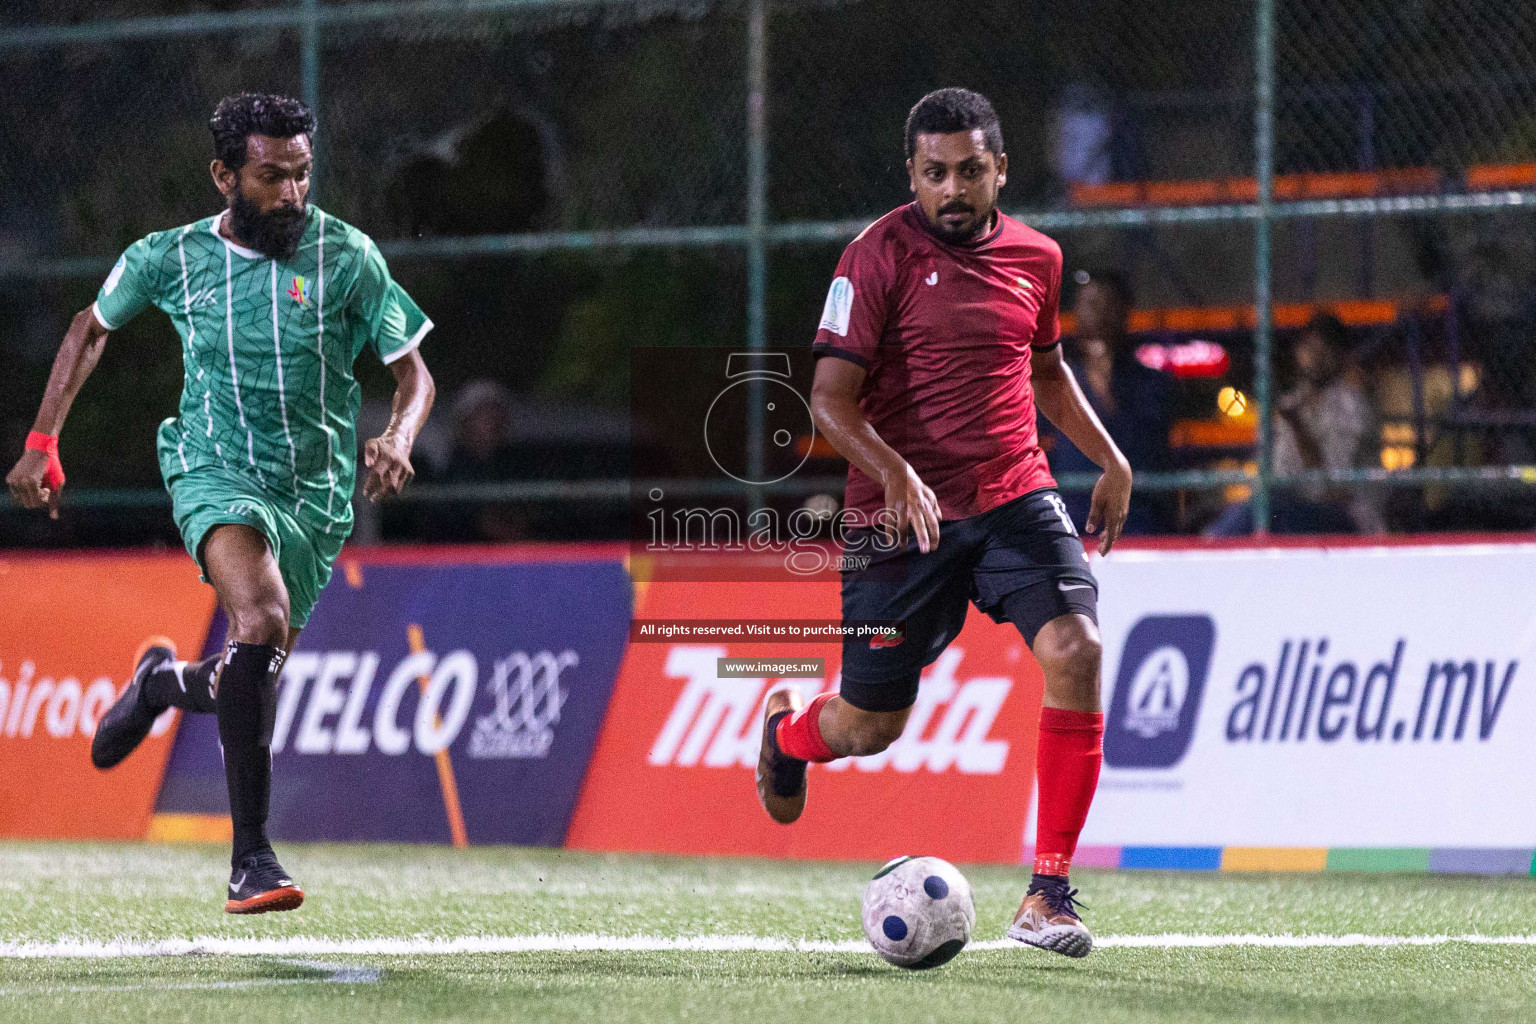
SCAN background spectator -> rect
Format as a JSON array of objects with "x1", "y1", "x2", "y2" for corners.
[
  {"x1": 431, "y1": 379, "x2": 538, "y2": 542},
  {"x1": 1043, "y1": 268, "x2": 1174, "y2": 534},
  {"x1": 1208, "y1": 313, "x2": 1385, "y2": 535}
]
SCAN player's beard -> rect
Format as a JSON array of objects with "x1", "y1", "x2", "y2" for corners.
[
  {"x1": 928, "y1": 199, "x2": 996, "y2": 245},
  {"x1": 229, "y1": 189, "x2": 309, "y2": 262}
]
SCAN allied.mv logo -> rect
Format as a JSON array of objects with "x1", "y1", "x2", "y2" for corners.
[
  {"x1": 1104, "y1": 615, "x2": 1215, "y2": 769},
  {"x1": 466, "y1": 650, "x2": 577, "y2": 759},
  {"x1": 1123, "y1": 646, "x2": 1190, "y2": 739}
]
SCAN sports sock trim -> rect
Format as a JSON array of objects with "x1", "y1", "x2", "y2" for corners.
[{"x1": 774, "y1": 691, "x2": 837, "y2": 763}]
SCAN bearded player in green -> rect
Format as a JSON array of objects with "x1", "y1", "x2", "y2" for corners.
[{"x1": 5, "y1": 94, "x2": 436, "y2": 913}]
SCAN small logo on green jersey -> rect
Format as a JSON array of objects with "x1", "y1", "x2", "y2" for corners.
[{"x1": 287, "y1": 275, "x2": 309, "y2": 306}]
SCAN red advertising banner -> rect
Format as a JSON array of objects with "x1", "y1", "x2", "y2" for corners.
[
  {"x1": 568, "y1": 573, "x2": 1045, "y2": 864},
  {"x1": 0, "y1": 553, "x2": 217, "y2": 839}
]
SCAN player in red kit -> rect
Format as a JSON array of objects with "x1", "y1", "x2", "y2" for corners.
[{"x1": 754, "y1": 88, "x2": 1132, "y2": 958}]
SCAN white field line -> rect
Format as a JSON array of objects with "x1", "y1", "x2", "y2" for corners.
[
  {"x1": 0, "y1": 977, "x2": 321, "y2": 997},
  {"x1": 3, "y1": 934, "x2": 1536, "y2": 959},
  {"x1": 0, "y1": 958, "x2": 382, "y2": 996}
]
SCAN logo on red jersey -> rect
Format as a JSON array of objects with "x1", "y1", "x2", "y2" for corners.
[{"x1": 819, "y1": 277, "x2": 854, "y2": 337}]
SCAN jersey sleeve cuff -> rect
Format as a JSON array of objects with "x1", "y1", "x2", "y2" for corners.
[
  {"x1": 1030, "y1": 338, "x2": 1062, "y2": 352},
  {"x1": 91, "y1": 301, "x2": 118, "y2": 332},
  {"x1": 381, "y1": 318, "x2": 433, "y2": 365},
  {"x1": 811, "y1": 343, "x2": 871, "y2": 369}
]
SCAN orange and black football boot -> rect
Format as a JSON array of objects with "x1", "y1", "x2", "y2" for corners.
[
  {"x1": 1007, "y1": 876, "x2": 1094, "y2": 958},
  {"x1": 755, "y1": 688, "x2": 808, "y2": 824},
  {"x1": 226, "y1": 848, "x2": 305, "y2": 914}
]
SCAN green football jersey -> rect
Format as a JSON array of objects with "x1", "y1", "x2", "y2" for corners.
[{"x1": 94, "y1": 207, "x2": 431, "y2": 537}]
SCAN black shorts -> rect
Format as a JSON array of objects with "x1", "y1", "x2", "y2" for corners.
[{"x1": 837, "y1": 487, "x2": 1098, "y2": 713}]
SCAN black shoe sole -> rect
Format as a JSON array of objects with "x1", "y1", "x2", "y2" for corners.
[
  {"x1": 90, "y1": 679, "x2": 157, "y2": 769},
  {"x1": 90, "y1": 649, "x2": 172, "y2": 770}
]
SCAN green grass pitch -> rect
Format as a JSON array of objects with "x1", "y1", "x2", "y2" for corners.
[{"x1": 2, "y1": 841, "x2": 1535, "y2": 1023}]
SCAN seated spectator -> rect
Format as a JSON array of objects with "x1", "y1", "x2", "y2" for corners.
[
  {"x1": 433, "y1": 379, "x2": 538, "y2": 542},
  {"x1": 1042, "y1": 269, "x2": 1174, "y2": 534},
  {"x1": 444, "y1": 380, "x2": 522, "y2": 480},
  {"x1": 1207, "y1": 313, "x2": 1385, "y2": 535}
]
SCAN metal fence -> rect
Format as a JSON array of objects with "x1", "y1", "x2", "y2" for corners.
[{"x1": 3, "y1": 0, "x2": 1536, "y2": 539}]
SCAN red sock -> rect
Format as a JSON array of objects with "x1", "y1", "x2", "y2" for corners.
[
  {"x1": 1033, "y1": 707, "x2": 1104, "y2": 878},
  {"x1": 774, "y1": 692, "x2": 838, "y2": 763}
]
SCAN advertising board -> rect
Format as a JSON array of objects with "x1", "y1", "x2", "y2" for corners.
[
  {"x1": 1085, "y1": 542, "x2": 1536, "y2": 853},
  {"x1": 567, "y1": 575, "x2": 1045, "y2": 864},
  {"x1": 155, "y1": 550, "x2": 632, "y2": 846},
  {"x1": 0, "y1": 552, "x2": 215, "y2": 839}
]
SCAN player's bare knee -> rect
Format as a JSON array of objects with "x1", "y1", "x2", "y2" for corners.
[
  {"x1": 1037, "y1": 621, "x2": 1102, "y2": 697},
  {"x1": 843, "y1": 711, "x2": 906, "y2": 756},
  {"x1": 230, "y1": 600, "x2": 289, "y2": 647}
]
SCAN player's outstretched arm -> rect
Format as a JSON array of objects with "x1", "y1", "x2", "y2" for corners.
[
  {"x1": 362, "y1": 348, "x2": 435, "y2": 503},
  {"x1": 809, "y1": 355, "x2": 941, "y2": 553},
  {"x1": 1031, "y1": 343, "x2": 1132, "y2": 553},
  {"x1": 5, "y1": 308, "x2": 111, "y2": 519}
]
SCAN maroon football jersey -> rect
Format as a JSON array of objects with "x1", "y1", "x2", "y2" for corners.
[{"x1": 812, "y1": 203, "x2": 1062, "y2": 522}]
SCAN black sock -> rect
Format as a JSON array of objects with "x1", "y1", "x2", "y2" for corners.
[
  {"x1": 143, "y1": 656, "x2": 219, "y2": 713},
  {"x1": 216, "y1": 641, "x2": 285, "y2": 866},
  {"x1": 1029, "y1": 873, "x2": 1069, "y2": 891}
]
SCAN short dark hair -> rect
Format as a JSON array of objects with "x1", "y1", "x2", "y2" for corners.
[
  {"x1": 210, "y1": 93, "x2": 316, "y2": 172},
  {"x1": 1301, "y1": 312, "x2": 1350, "y2": 351},
  {"x1": 1073, "y1": 267, "x2": 1134, "y2": 308},
  {"x1": 905, "y1": 88, "x2": 1004, "y2": 160}
]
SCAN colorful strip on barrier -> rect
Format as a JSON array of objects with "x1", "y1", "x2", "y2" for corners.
[{"x1": 1060, "y1": 846, "x2": 1536, "y2": 875}]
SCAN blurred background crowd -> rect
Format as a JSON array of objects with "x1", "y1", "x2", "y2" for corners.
[{"x1": 3, "y1": 0, "x2": 1534, "y2": 546}]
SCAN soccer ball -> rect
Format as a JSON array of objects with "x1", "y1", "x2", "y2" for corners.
[{"x1": 861, "y1": 855, "x2": 975, "y2": 969}]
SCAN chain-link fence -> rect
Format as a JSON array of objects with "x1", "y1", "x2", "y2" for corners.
[{"x1": 3, "y1": 0, "x2": 1534, "y2": 545}]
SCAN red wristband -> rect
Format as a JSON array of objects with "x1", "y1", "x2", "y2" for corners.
[{"x1": 24, "y1": 431, "x2": 65, "y2": 491}]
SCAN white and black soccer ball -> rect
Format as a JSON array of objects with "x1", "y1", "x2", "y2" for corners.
[{"x1": 861, "y1": 855, "x2": 975, "y2": 969}]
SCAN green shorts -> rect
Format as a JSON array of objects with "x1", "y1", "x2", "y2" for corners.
[{"x1": 166, "y1": 465, "x2": 346, "y2": 630}]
